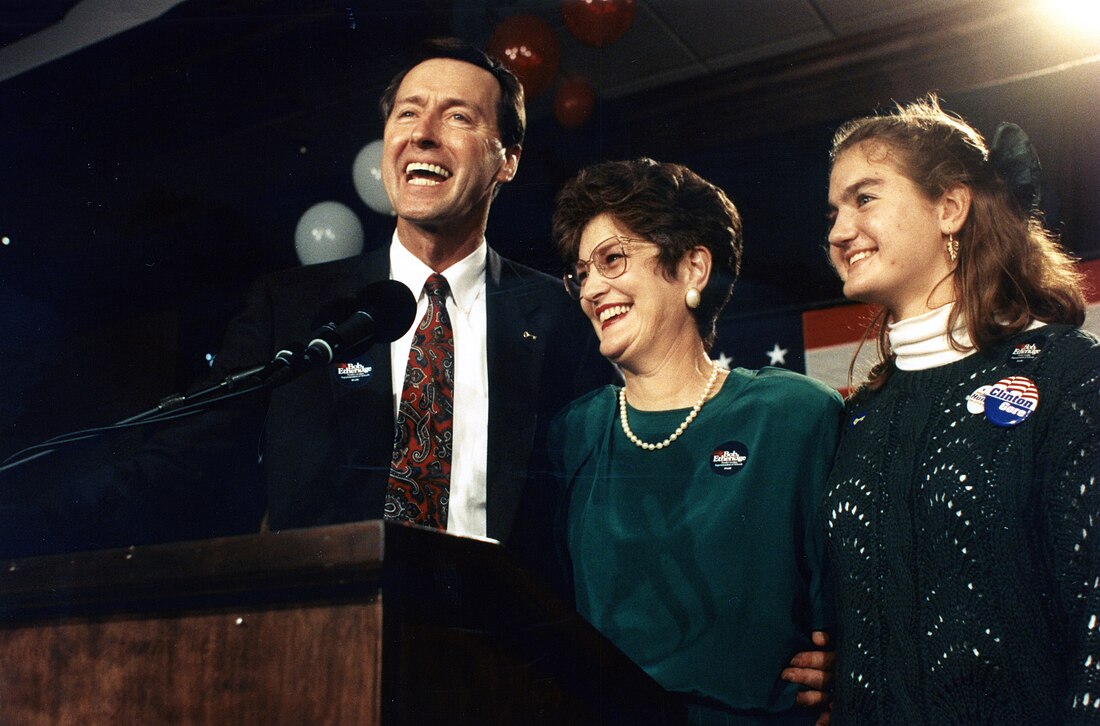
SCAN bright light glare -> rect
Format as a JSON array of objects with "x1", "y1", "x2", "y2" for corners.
[
  {"x1": 1046, "y1": 0, "x2": 1100, "y2": 38},
  {"x1": 1, "y1": 236, "x2": 9, "y2": 246}
]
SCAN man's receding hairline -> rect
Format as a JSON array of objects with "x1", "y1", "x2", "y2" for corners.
[{"x1": 394, "y1": 57, "x2": 506, "y2": 135}]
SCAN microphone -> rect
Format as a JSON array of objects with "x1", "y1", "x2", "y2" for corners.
[{"x1": 262, "y1": 279, "x2": 417, "y2": 383}]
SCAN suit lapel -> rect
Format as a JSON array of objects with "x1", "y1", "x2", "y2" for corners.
[
  {"x1": 329, "y1": 247, "x2": 396, "y2": 510},
  {"x1": 485, "y1": 249, "x2": 545, "y2": 541}
]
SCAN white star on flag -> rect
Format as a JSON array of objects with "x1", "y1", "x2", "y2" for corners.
[{"x1": 766, "y1": 343, "x2": 788, "y2": 366}]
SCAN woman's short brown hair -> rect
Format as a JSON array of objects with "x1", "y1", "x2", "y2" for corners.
[{"x1": 553, "y1": 158, "x2": 742, "y2": 350}]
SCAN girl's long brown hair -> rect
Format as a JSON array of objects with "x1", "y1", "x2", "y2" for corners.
[{"x1": 831, "y1": 95, "x2": 1085, "y2": 391}]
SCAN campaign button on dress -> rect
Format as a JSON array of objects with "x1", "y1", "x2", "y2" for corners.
[
  {"x1": 983, "y1": 376, "x2": 1039, "y2": 427},
  {"x1": 711, "y1": 441, "x2": 749, "y2": 476}
]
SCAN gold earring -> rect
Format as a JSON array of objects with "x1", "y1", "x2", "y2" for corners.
[
  {"x1": 946, "y1": 233, "x2": 959, "y2": 263},
  {"x1": 685, "y1": 287, "x2": 701, "y2": 309}
]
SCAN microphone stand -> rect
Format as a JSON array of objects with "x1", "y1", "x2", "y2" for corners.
[
  {"x1": 1, "y1": 278, "x2": 416, "y2": 477},
  {"x1": 0, "y1": 358, "x2": 292, "y2": 476}
]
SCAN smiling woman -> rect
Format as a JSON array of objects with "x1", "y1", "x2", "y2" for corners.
[{"x1": 549, "y1": 158, "x2": 844, "y2": 725}]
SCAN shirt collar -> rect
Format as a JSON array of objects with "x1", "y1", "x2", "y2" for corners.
[
  {"x1": 888, "y1": 304, "x2": 973, "y2": 371},
  {"x1": 388, "y1": 231, "x2": 487, "y2": 313}
]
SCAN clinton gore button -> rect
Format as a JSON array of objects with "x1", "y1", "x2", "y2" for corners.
[
  {"x1": 711, "y1": 441, "x2": 749, "y2": 476},
  {"x1": 983, "y1": 376, "x2": 1039, "y2": 427}
]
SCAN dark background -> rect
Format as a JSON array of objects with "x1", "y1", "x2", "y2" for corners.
[{"x1": 1, "y1": 0, "x2": 1098, "y2": 459}]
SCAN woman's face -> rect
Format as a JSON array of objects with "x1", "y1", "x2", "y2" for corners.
[
  {"x1": 574, "y1": 213, "x2": 699, "y2": 368},
  {"x1": 827, "y1": 142, "x2": 956, "y2": 321}
]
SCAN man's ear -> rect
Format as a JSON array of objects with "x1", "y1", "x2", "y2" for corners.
[
  {"x1": 496, "y1": 145, "x2": 522, "y2": 185},
  {"x1": 939, "y1": 182, "x2": 972, "y2": 235}
]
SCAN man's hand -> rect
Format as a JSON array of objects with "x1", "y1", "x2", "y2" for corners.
[{"x1": 781, "y1": 630, "x2": 834, "y2": 726}]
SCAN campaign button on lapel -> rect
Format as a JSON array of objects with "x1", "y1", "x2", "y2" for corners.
[{"x1": 1010, "y1": 340, "x2": 1042, "y2": 364}]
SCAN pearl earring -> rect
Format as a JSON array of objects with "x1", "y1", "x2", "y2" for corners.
[{"x1": 685, "y1": 287, "x2": 701, "y2": 309}]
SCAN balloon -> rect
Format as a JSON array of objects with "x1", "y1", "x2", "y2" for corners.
[
  {"x1": 554, "y1": 77, "x2": 596, "y2": 129},
  {"x1": 561, "y1": 0, "x2": 637, "y2": 48},
  {"x1": 352, "y1": 139, "x2": 394, "y2": 216},
  {"x1": 486, "y1": 14, "x2": 560, "y2": 99},
  {"x1": 294, "y1": 201, "x2": 364, "y2": 266}
]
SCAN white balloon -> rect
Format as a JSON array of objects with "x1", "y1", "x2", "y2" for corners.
[
  {"x1": 294, "y1": 201, "x2": 364, "y2": 265},
  {"x1": 352, "y1": 139, "x2": 395, "y2": 215}
]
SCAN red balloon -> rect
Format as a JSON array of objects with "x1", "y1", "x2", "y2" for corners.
[
  {"x1": 554, "y1": 77, "x2": 596, "y2": 129},
  {"x1": 486, "y1": 14, "x2": 560, "y2": 99},
  {"x1": 561, "y1": 0, "x2": 637, "y2": 48}
]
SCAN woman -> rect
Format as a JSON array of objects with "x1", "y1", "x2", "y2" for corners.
[
  {"x1": 549, "y1": 158, "x2": 843, "y2": 725},
  {"x1": 823, "y1": 95, "x2": 1100, "y2": 723}
]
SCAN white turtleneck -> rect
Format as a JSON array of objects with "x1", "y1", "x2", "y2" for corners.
[
  {"x1": 889, "y1": 305, "x2": 974, "y2": 371},
  {"x1": 889, "y1": 304, "x2": 1045, "y2": 371}
]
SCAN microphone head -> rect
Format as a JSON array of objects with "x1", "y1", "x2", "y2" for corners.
[
  {"x1": 358, "y1": 279, "x2": 417, "y2": 344},
  {"x1": 305, "y1": 280, "x2": 418, "y2": 362}
]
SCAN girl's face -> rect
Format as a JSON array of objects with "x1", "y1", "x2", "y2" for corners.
[{"x1": 827, "y1": 141, "x2": 958, "y2": 321}]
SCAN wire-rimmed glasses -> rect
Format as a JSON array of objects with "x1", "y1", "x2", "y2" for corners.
[{"x1": 562, "y1": 235, "x2": 648, "y2": 300}]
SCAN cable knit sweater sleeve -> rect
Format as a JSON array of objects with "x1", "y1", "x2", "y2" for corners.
[{"x1": 1041, "y1": 330, "x2": 1100, "y2": 723}]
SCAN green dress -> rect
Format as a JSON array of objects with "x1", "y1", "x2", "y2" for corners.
[{"x1": 549, "y1": 367, "x2": 843, "y2": 722}]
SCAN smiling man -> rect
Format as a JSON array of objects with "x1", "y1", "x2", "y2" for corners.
[{"x1": 350, "y1": 39, "x2": 615, "y2": 566}]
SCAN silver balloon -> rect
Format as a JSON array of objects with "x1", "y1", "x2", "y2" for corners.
[
  {"x1": 352, "y1": 139, "x2": 394, "y2": 215},
  {"x1": 294, "y1": 201, "x2": 364, "y2": 265}
]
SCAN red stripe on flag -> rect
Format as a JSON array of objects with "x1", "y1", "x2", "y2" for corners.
[
  {"x1": 801, "y1": 303, "x2": 878, "y2": 348},
  {"x1": 801, "y1": 258, "x2": 1099, "y2": 393}
]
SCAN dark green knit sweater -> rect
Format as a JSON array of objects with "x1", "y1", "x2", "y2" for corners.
[{"x1": 824, "y1": 325, "x2": 1100, "y2": 725}]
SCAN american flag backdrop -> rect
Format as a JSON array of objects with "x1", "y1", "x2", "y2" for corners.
[{"x1": 714, "y1": 259, "x2": 1100, "y2": 395}]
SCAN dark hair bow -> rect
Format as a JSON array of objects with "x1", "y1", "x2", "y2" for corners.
[{"x1": 990, "y1": 122, "x2": 1042, "y2": 211}]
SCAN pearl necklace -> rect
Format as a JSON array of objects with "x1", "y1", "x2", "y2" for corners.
[{"x1": 619, "y1": 360, "x2": 721, "y2": 451}]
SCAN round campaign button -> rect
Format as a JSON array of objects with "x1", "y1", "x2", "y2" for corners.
[
  {"x1": 711, "y1": 440, "x2": 749, "y2": 476},
  {"x1": 333, "y1": 354, "x2": 375, "y2": 386},
  {"x1": 1009, "y1": 338, "x2": 1043, "y2": 364},
  {"x1": 983, "y1": 376, "x2": 1039, "y2": 427},
  {"x1": 966, "y1": 385, "x2": 992, "y2": 415}
]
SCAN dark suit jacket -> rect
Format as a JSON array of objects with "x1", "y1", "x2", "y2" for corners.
[{"x1": 63, "y1": 245, "x2": 613, "y2": 585}]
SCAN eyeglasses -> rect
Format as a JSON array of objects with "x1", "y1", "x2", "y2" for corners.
[{"x1": 562, "y1": 236, "x2": 649, "y2": 300}]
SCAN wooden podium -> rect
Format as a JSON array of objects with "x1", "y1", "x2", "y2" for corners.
[{"x1": 0, "y1": 521, "x2": 680, "y2": 724}]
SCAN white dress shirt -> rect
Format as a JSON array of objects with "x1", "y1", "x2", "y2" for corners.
[{"x1": 388, "y1": 233, "x2": 489, "y2": 538}]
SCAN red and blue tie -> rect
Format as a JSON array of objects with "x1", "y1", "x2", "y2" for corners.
[{"x1": 385, "y1": 273, "x2": 454, "y2": 529}]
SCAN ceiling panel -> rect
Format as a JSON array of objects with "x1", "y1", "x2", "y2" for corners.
[
  {"x1": 559, "y1": 3, "x2": 706, "y2": 96},
  {"x1": 811, "y1": 0, "x2": 977, "y2": 34},
  {"x1": 647, "y1": 0, "x2": 829, "y2": 62},
  {"x1": 5, "y1": 0, "x2": 1000, "y2": 99}
]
